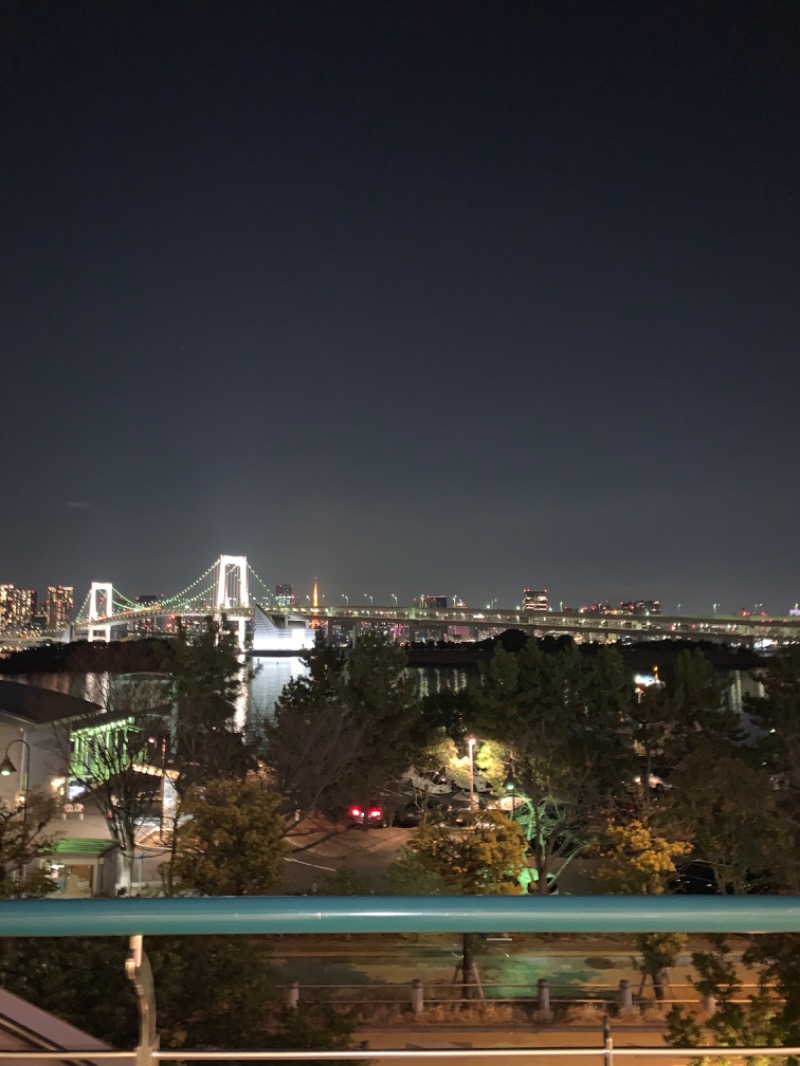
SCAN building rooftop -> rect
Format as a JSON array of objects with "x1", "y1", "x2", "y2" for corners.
[{"x1": 0, "y1": 680, "x2": 101, "y2": 725}]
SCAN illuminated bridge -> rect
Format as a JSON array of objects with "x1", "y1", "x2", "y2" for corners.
[{"x1": 6, "y1": 554, "x2": 796, "y2": 650}]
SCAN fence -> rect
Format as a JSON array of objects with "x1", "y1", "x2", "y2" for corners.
[{"x1": 3, "y1": 895, "x2": 800, "y2": 1063}]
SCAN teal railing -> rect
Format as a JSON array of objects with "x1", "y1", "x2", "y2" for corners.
[
  {"x1": 3, "y1": 894, "x2": 800, "y2": 938},
  {"x1": 4, "y1": 896, "x2": 800, "y2": 1063}
]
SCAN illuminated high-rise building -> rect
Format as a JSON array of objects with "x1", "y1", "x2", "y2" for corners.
[
  {"x1": 46, "y1": 586, "x2": 74, "y2": 631},
  {"x1": 275, "y1": 584, "x2": 294, "y2": 608},
  {"x1": 11, "y1": 587, "x2": 36, "y2": 628},
  {"x1": 0, "y1": 586, "x2": 13, "y2": 631},
  {"x1": 421, "y1": 595, "x2": 448, "y2": 609},
  {"x1": 0, "y1": 585, "x2": 37, "y2": 630},
  {"x1": 523, "y1": 588, "x2": 549, "y2": 612}
]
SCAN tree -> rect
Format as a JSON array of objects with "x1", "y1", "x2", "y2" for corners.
[
  {"x1": 666, "y1": 936, "x2": 782, "y2": 1055},
  {"x1": 263, "y1": 632, "x2": 424, "y2": 824},
  {"x1": 597, "y1": 818, "x2": 690, "y2": 999},
  {"x1": 0, "y1": 933, "x2": 359, "y2": 1058},
  {"x1": 666, "y1": 742, "x2": 777, "y2": 894},
  {"x1": 0, "y1": 791, "x2": 58, "y2": 897},
  {"x1": 159, "y1": 619, "x2": 254, "y2": 792},
  {"x1": 747, "y1": 647, "x2": 800, "y2": 891},
  {"x1": 342, "y1": 631, "x2": 424, "y2": 818},
  {"x1": 409, "y1": 808, "x2": 527, "y2": 893},
  {"x1": 406, "y1": 809, "x2": 527, "y2": 998},
  {"x1": 470, "y1": 641, "x2": 628, "y2": 893},
  {"x1": 67, "y1": 710, "x2": 169, "y2": 891},
  {"x1": 626, "y1": 650, "x2": 736, "y2": 821},
  {"x1": 598, "y1": 818, "x2": 690, "y2": 896},
  {"x1": 168, "y1": 777, "x2": 288, "y2": 895},
  {"x1": 263, "y1": 699, "x2": 362, "y2": 819}
]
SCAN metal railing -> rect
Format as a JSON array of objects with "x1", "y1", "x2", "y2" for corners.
[{"x1": 3, "y1": 896, "x2": 800, "y2": 1063}]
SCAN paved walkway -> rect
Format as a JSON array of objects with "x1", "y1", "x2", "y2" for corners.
[{"x1": 361, "y1": 1024, "x2": 672, "y2": 1066}]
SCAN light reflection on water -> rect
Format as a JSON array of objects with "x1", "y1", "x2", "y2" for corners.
[
  {"x1": 245, "y1": 656, "x2": 308, "y2": 737},
  {"x1": 10, "y1": 659, "x2": 470, "y2": 733}
]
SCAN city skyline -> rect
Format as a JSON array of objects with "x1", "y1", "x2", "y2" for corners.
[
  {"x1": 0, "y1": 561, "x2": 795, "y2": 620},
  {"x1": 3, "y1": 4, "x2": 798, "y2": 613}
]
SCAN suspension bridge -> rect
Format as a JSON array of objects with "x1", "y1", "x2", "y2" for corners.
[
  {"x1": 60, "y1": 555, "x2": 800, "y2": 651},
  {"x1": 72, "y1": 555, "x2": 272, "y2": 647}
]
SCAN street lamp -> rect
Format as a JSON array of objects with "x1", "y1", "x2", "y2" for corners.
[
  {"x1": 0, "y1": 738, "x2": 31, "y2": 797},
  {"x1": 342, "y1": 594, "x2": 349, "y2": 606},
  {"x1": 467, "y1": 736, "x2": 477, "y2": 810},
  {"x1": 504, "y1": 774, "x2": 516, "y2": 818},
  {"x1": 1, "y1": 738, "x2": 31, "y2": 876},
  {"x1": 391, "y1": 594, "x2": 398, "y2": 608}
]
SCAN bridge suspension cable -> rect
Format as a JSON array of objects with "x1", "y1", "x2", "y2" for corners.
[
  {"x1": 156, "y1": 559, "x2": 220, "y2": 610},
  {"x1": 247, "y1": 562, "x2": 272, "y2": 601},
  {"x1": 73, "y1": 589, "x2": 91, "y2": 625}
]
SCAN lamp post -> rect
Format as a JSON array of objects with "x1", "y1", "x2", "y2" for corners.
[
  {"x1": 1, "y1": 738, "x2": 31, "y2": 880},
  {"x1": 391, "y1": 594, "x2": 398, "y2": 608},
  {"x1": 504, "y1": 774, "x2": 516, "y2": 818},
  {"x1": 342, "y1": 594, "x2": 349, "y2": 606},
  {"x1": 467, "y1": 736, "x2": 477, "y2": 810},
  {"x1": 0, "y1": 738, "x2": 31, "y2": 801}
]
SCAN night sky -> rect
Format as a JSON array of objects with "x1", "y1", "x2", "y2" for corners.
[{"x1": 3, "y1": 2, "x2": 799, "y2": 614}]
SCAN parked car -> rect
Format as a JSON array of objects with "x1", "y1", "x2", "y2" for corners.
[
  {"x1": 670, "y1": 860, "x2": 773, "y2": 895},
  {"x1": 393, "y1": 802, "x2": 424, "y2": 828},
  {"x1": 347, "y1": 804, "x2": 387, "y2": 828}
]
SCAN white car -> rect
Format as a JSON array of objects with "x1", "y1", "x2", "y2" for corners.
[{"x1": 402, "y1": 767, "x2": 453, "y2": 795}]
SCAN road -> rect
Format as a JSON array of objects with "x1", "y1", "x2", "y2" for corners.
[{"x1": 270, "y1": 937, "x2": 758, "y2": 1007}]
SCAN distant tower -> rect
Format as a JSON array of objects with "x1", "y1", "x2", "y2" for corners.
[{"x1": 312, "y1": 579, "x2": 319, "y2": 611}]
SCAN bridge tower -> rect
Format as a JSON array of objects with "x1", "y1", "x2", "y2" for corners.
[
  {"x1": 87, "y1": 581, "x2": 114, "y2": 642},
  {"x1": 214, "y1": 555, "x2": 250, "y2": 649}
]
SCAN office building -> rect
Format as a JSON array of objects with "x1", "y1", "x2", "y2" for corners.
[
  {"x1": 421, "y1": 595, "x2": 448, "y2": 609},
  {"x1": 275, "y1": 584, "x2": 295, "y2": 608},
  {"x1": 0, "y1": 585, "x2": 37, "y2": 631},
  {"x1": 523, "y1": 588, "x2": 549, "y2": 612},
  {"x1": 46, "y1": 586, "x2": 74, "y2": 632}
]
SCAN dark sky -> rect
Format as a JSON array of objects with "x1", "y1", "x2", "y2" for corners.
[{"x1": 3, "y1": 1, "x2": 799, "y2": 614}]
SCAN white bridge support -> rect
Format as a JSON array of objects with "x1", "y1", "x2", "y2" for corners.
[
  {"x1": 215, "y1": 556, "x2": 249, "y2": 610},
  {"x1": 215, "y1": 555, "x2": 250, "y2": 651},
  {"x1": 88, "y1": 582, "x2": 114, "y2": 643}
]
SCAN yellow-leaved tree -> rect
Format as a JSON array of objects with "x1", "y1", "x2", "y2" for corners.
[
  {"x1": 598, "y1": 819, "x2": 691, "y2": 1000},
  {"x1": 402, "y1": 809, "x2": 527, "y2": 999}
]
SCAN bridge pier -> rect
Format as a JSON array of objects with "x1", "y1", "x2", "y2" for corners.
[{"x1": 87, "y1": 624, "x2": 112, "y2": 643}]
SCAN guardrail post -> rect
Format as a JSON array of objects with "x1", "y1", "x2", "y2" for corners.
[
  {"x1": 410, "y1": 977, "x2": 424, "y2": 1016},
  {"x1": 537, "y1": 978, "x2": 551, "y2": 1013},
  {"x1": 618, "y1": 978, "x2": 632, "y2": 1010},
  {"x1": 286, "y1": 980, "x2": 300, "y2": 1009},
  {"x1": 125, "y1": 935, "x2": 159, "y2": 1066},
  {"x1": 603, "y1": 1013, "x2": 613, "y2": 1066}
]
